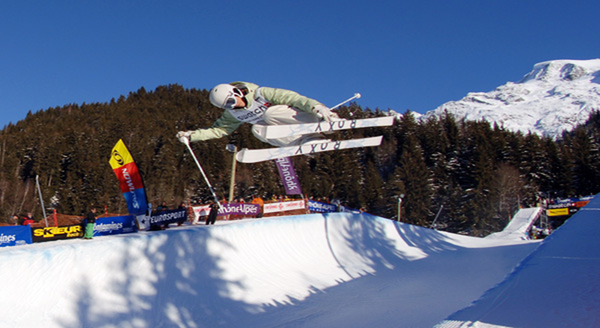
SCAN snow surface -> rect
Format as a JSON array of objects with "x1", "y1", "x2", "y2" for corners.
[
  {"x1": 424, "y1": 59, "x2": 600, "y2": 138},
  {"x1": 0, "y1": 212, "x2": 543, "y2": 328},
  {"x1": 437, "y1": 195, "x2": 600, "y2": 327}
]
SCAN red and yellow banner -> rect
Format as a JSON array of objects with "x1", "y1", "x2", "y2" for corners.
[{"x1": 109, "y1": 139, "x2": 148, "y2": 215}]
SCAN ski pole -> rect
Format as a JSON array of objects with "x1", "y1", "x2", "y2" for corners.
[
  {"x1": 331, "y1": 93, "x2": 361, "y2": 110},
  {"x1": 181, "y1": 137, "x2": 221, "y2": 207}
]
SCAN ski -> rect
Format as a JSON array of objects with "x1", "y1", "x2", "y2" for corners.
[
  {"x1": 236, "y1": 136, "x2": 383, "y2": 163},
  {"x1": 254, "y1": 116, "x2": 395, "y2": 139}
]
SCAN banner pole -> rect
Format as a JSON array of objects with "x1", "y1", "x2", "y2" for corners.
[{"x1": 36, "y1": 175, "x2": 48, "y2": 227}]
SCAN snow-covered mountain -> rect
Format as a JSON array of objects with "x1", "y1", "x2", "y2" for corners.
[{"x1": 424, "y1": 59, "x2": 600, "y2": 138}]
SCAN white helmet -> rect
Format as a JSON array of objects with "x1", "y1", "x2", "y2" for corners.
[{"x1": 209, "y1": 84, "x2": 244, "y2": 109}]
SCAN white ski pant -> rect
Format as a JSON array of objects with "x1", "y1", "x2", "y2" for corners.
[{"x1": 252, "y1": 105, "x2": 322, "y2": 147}]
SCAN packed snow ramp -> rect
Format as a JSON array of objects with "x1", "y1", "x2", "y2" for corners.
[{"x1": 0, "y1": 213, "x2": 538, "y2": 328}]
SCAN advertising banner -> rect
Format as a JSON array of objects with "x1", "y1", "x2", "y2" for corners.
[
  {"x1": 275, "y1": 157, "x2": 302, "y2": 195},
  {"x1": 109, "y1": 139, "x2": 148, "y2": 215},
  {"x1": 219, "y1": 203, "x2": 261, "y2": 216},
  {"x1": 192, "y1": 205, "x2": 211, "y2": 219},
  {"x1": 308, "y1": 200, "x2": 338, "y2": 213},
  {"x1": 547, "y1": 208, "x2": 570, "y2": 217},
  {"x1": 191, "y1": 203, "x2": 261, "y2": 223},
  {"x1": 94, "y1": 215, "x2": 138, "y2": 236},
  {"x1": 32, "y1": 224, "x2": 83, "y2": 243},
  {"x1": 0, "y1": 226, "x2": 32, "y2": 247},
  {"x1": 263, "y1": 200, "x2": 306, "y2": 214},
  {"x1": 149, "y1": 209, "x2": 187, "y2": 227}
]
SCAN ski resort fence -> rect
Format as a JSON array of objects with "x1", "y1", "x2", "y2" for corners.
[{"x1": 0, "y1": 199, "x2": 365, "y2": 248}]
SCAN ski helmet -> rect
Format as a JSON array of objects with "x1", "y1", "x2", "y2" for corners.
[{"x1": 209, "y1": 84, "x2": 244, "y2": 110}]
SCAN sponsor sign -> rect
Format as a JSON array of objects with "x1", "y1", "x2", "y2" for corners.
[
  {"x1": 109, "y1": 139, "x2": 148, "y2": 215},
  {"x1": 548, "y1": 203, "x2": 575, "y2": 209},
  {"x1": 308, "y1": 200, "x2": 338, "y2": 213},
  {"x1": 263, "y1": 200, "x2": 306, "y2": 214},
  {"x1": 191, "y1": 203, "x2": 261, "y2": 222},
  {"x1": 547, "y1": 208, "x2": 570, "y2": 217},
  {"x1": 94, "y1": 215, "x2": 138, "y2": 236},
  {"x1": 149, "y1": 209, "x2": 187, "y2": 227},
  {"x1": 192, "y1": 205, "x2": 211, "y2": 219},
  {"x1": 219, "y1": 203, "x2": 260, "y2": 216},
  {"x1": 32, "y1": 224, "x2": 83, "y2": 243},
  {"x1": 275, "y1": 157, "x2": 302, "y2": 195},
  {"x1": 0, "y1": 226, "x2": 32, "y2": 247}
]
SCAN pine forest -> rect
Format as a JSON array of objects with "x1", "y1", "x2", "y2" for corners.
[{"x1": 1, "y1": 85, "x2": 599, "y2": 236}]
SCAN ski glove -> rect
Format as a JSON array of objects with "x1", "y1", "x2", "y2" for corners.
[
  {"x1": 313, "y1": 105, "x2": 339, "y2": 122},
  {"x1": 176, "y1": 131, "x2": 193, "y2": 144}
]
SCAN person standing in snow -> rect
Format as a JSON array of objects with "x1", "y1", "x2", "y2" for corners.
[
  {"x1": 206, "y1": 202, "x2": 219, "y2": 225},
  {"x1": 84, "y1": 207, "x2": 97, "y2": 240},
  {"x1": 176, "y1": 82, "x2": 338, "y2": 147}
]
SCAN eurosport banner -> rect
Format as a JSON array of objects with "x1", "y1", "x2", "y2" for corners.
[
  {"x1": 109, "y1": 139, "x2": 148, "y2": 215},
  {"x1": 0, "y1": 226, "x2": 32, "y2": 247},
  {"x1": 274, "y1": 157, "x2": 302, "y2": 195},
  {"x1": 94, "y1": 215, "x2": 138, "y2": 236},
  {"x1": 32, "y1": 224, "x2": 83, "y2": 243},
  {"x1": 263, "y1": 200, "x2": 306, "y2": 214},
  {"x1": 308, "y1": 200, "x2": 338, "y2": 213},
  {"x1": 149, "y1": 208, "x2": 188, "y2": 227}
]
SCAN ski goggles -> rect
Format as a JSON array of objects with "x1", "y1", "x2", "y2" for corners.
[{"x1": 222, "y1": 88, "x2": 244, "y2": 110}]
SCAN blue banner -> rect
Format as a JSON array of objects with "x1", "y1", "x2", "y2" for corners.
[
  {"x1": 94, "y1": 215, "x2": 138, "y2": 236},
  {"x1": 308, "y1": 200, "x2": 338, "y2": 213},
  {"x1": 0, "y1": 226, "x2": 32, "y2": 247}
]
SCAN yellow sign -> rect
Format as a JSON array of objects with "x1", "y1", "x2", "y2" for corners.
[{"x1": 547, "y1": 208, "x2": 569, "y2": 216}]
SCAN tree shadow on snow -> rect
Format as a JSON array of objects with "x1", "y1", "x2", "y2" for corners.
[
  {"x1": 54, "y1": 226, "x2": 266, "y2": 328},
  {"x1": 51, "y1": 214, "x2": 538, "y2": 328}
]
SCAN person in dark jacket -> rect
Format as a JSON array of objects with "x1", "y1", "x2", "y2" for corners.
[
  {"x1": 206, "y1": 202, "x2": 219, "y2": 225},
  {"x1": 84, "y1": 208, "x2": 97, "y2": 239}
]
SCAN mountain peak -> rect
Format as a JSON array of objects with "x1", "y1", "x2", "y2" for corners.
[
  {"x1": 519, "y1": 59, "x2": 600, "y2": 83},
  {"x1": 425, "y1": 59, "x2": 600, "y2": 138}
]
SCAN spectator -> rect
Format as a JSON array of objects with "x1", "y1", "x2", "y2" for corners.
[
  {"x1": 155, "y1": 202, "x2": 170, "y2": 229},
  {"x1": 9, "y1": 214, "x2": 19, "y2": 225},
  {"x1": 21, "y1": 212, "x2": 35, "y2": 226},
  {"x1": 251, "y1": 195, "x2": 264, "y2": 218},
  {"x1": 84, "y1": 208, "x2": 97, "y2": 240},
  {"x1": 178, "y1": 202, "x2": 187, "y2": 226},
  {"x1": 157, "y1": 201, "x2": 169, "y2": 211},
  {"x1": 206, "y1": 202, "x2": 219, "y2": 225}
]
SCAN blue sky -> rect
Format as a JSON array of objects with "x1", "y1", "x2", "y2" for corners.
[{"x1": 1, "y1": 0, "x2": 598, "y2": 128}]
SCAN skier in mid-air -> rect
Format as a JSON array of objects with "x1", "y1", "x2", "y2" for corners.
[{"x1": 176, "y1": 81, "x2": 338, "y2": 147}]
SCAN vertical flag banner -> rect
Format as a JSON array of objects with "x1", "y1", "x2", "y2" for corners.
[
  {"x1": 275, "y1": 157, "x2": 302, "y2": 195},
  {"x1": 109, "y1": 139, "x2": 148, "y2": 215}
]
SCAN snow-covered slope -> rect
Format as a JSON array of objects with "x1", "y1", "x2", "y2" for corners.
[
  {"x1": 0, "y1": 214, "x2": 537, "y2": 328},
  {"x1": 425, "y1": 59, "x2": 600, "y2": 138},
  {"x1": 437, "y1": 195, "x2": 600, "y2": 328}
]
